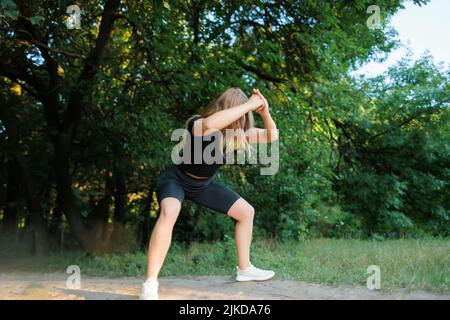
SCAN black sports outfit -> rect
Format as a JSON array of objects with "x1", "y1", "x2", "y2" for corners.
[{"x1": 155, "y1": 116, "x2": 241, "y2": 214}]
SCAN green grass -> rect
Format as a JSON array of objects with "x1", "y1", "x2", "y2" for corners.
[{"x1": 1, "y1": 238, "x2": 449, "y2": 292}]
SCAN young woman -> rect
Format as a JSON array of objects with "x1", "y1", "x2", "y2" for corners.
[{"x1": 140, "y1": 87, "x2": 278, "y2": 300}]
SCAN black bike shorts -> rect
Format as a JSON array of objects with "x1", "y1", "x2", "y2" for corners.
[{"x1": 155, "y1": 165, "x2": 241, "y2": 215}]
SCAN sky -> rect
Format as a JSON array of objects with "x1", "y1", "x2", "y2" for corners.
[{"x1": 356, "y1": 0, "x2": 450, "y2": 77}]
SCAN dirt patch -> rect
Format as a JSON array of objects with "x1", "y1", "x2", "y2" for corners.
[{"x1": 0, "y1": 272, "x2": 448, "y2": 300}]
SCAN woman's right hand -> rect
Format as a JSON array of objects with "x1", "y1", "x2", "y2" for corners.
[
  {"x1": 247, "y1": 92, "x2": 265, "y2": 110},
  {"x1": 253, "y1": 88, "x2": 270, "y2": 116}
]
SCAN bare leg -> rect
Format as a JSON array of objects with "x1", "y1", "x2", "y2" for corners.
[
  {"x1": 146, "y1": 197, "x2": 181, "y2": 279},
  {"x1": 227, "y1": 198, "x2": 255, "y2": 270}
]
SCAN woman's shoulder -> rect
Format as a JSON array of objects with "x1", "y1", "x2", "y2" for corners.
[
  {"x1": 187, "y1": 114, "x2": 202, "y2": 122},
  {"x1": 186, "y1": 114, "x2": 202, "y2": 132}
]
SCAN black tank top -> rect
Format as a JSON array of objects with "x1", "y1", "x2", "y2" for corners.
[{"x1": 176, "y1": 115, "x2": 225, "y2": 177}]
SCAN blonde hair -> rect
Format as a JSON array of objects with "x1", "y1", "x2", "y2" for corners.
[
  {"x1": 179, "y1": 88, "x2": 255, "y2": 160},
  {"x1": 200, "y1": 87, "x2": 255, "y2": 153}
]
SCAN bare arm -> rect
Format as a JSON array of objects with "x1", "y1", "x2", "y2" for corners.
[
  {"x1": 192, "y1": 94, "x2": 264, "y2": 136},
  {"x1": 247, "y1": 113, "x2": 278, "y2": 143},
  {"x1": 247, "y1": 89, "x2": 279, "y2": 143}
]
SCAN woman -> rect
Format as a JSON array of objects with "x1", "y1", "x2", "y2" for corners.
[{"x1": 140, "y1": 87, "x2": 278, "y2": 300}]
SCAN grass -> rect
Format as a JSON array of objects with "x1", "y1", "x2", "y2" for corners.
[{"x1": 1, "y1": 238, "x2": 449, "y2": 292}]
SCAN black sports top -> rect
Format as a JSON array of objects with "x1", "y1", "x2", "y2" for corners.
[{"x1": 176, "y1": 116, "x2": 225, "y2": 177}]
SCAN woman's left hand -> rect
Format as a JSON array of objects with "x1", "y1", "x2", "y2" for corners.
[{"x1": 253, "y1": 88, "x2": 270, "y2": 117}]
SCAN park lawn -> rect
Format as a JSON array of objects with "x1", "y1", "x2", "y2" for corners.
[{"x1": 2, "y1": 238, "x2": 449, "y2": 292}]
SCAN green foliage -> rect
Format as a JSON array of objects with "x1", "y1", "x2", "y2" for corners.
[
  {"x1": 0, "y1": 0, "x2": 447, "y2": 253},
  {"x1": 332, "y1": 56, "x2": 450, "y2": 238},
  {"x1": 0, "y1": 0, "x2": 19, "y2": 19}
]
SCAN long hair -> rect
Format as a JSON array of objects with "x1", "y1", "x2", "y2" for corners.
[
  {"x1": 197, "y1": 87, "x2": 255, "y2": 153},
  {"x1": 179, "y1": 88, "x2": 254, "y2": 159}
]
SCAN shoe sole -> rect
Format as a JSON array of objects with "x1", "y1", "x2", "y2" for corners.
[{"x1": 235, "y1": 273, "x2": 275, "y2": 282}]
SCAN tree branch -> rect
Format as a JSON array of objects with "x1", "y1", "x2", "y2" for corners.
[
  {"x1": 368, "y1": 107, "x2": 439, "y2": 142},
  {"x1": 14, "y1": 14, "x2": 61, "y2": 130},
  {"x1": 62, "y1": 0, "x2": 121, "y2": 136},
  {"x1": 238, "y1": 62, "x2": 287, "y2": 83}
]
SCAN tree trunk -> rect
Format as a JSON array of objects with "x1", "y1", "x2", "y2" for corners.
[
  {"x1": 18, "y1": 161, "x2": 51, "y2": 255},
  {"x1": 53, "y1": 133, "x2": 90, "y2": 250},
  {"x1": 0, "y1": 102, "x2": 51, "y2": 255},
  {"x1": 140, "y1": 197, "x2": 152, "y2": 248},
  {"x1": 89, "y1": 171, "x2": 113, "y2": 249},
  {"x1": 4, "y1": 160, "x2": 20, "y2": 232},
  {"x1": 50, "y1": 0, "x2": 122, "y2": 251},
  {"x1": 113, "y1": 171, "x2": 127, "y2": 223}
]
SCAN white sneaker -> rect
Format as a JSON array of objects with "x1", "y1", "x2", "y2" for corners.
[
  {"x1": 139, "y1": 278, "x2": 159, "y2": 300},
  {"x1": 236, "y1": 264, "x2": 275, "y2": 282}
]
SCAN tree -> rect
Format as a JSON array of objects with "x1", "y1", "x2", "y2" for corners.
[{"x1": 1, "y1": 0, "x2": 445, "y2": 254}]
